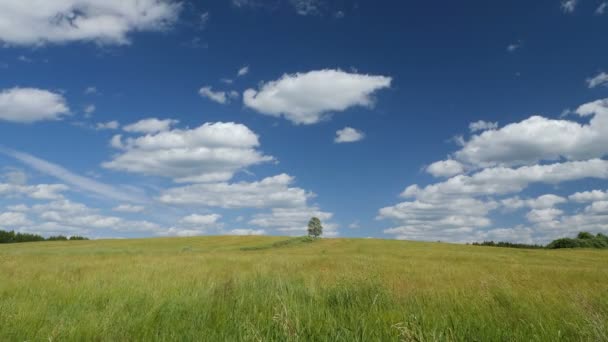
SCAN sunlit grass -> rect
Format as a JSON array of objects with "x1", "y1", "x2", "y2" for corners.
[{"x1": 1, "y1": 236, "x2": 607, "y2": 341}]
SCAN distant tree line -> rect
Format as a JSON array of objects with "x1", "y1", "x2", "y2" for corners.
[
  {"x1": 0, "y1": 229, "x2": 88, "y2": 244},
  {"x1": 471, "y1": 241, "x2": 544, "y2": 249},
  {"x1": 471, "y1": 232, "x2": 608, "y2": 250}
]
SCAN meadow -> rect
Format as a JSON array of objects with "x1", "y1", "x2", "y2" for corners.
[{"x1": 1, "y1": 236, "x2": 607, "y2": 341}]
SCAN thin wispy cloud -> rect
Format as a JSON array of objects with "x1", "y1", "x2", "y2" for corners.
[{"x1": 0, "y1": 147, "x2": 145, "y2": 203}]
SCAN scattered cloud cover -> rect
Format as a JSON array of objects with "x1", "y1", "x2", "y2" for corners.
[
  {"x1": 243, "y1": 69, "x2": 392, "y2": 124},
  {"x1": 380, "y1": 97, "x2": 608, "y2": 242},
  {"x1": 335, "y1": 127, "x2": 365, "y2": 143},
  {"x1": 0, "y1": 87, "x2": 69, "y2": 123},
  {"x1": 0, "y1": 0, "x2": 182, "y2": 46}
]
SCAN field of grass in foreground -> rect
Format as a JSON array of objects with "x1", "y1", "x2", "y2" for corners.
[{"x1": 1, "y1": 236, "x2": 607, "y2": 341}]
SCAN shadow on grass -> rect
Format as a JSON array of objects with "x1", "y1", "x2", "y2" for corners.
[{"x1": 240, "y1": 236, "x2": 316, "y2": 251}]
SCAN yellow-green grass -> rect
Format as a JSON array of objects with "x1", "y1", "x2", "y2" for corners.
[{"x1": 1, "y1": 236, "x2": 607, "y2": 341}]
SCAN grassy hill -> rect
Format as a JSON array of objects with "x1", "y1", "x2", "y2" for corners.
[{"x1": 1, "y1": 236, "x2": 607, "y2": 341}]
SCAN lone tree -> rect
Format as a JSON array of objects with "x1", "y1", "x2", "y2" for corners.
[{"x1": 307, "y1": 217, "x2": 323, "y2": 238}]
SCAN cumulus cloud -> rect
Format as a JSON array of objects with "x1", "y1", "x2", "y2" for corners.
[
  {"x1": 250, "y1": 207, "x2": 337, "y2": 236},
  {"x1": 501, "y1": 194, "x2": 567, "y2": 210},
  {"x1": 596, "y1": 2, "x2": 607, "y2": 14},
  {"x1": 0, "y1": 212, "x2": 31, "y2": 227},
  {"x1": 159, "y1": 174, "x2": 312, "y2": 208},
  {"x1": 587, "y1": 72, "x2": 608, "y2": 88},
  {"x1": 335, "y1": 127, "x2": 365, "y2": 143},
  {"x1": 123, "y1": 118, "x2": 178, "y2": 133},
  {"x1": 103, "y1": 122, "x2": 273, "y2": 183},
  {"x1": 199, "y1": 87, "x2": 238, "y2": 104},
  {"x1": 0, "y1": 0, "x2": 182, "y2": 46},
  {"x1": 0, "y1": 87, "x2": 69, "y2": 123},
  {"x1": 381, "y1": 97, "x2": 608, "y2": 243},
  {"x1": 404, "y1": 159, "x2": 608, "y2": 201},
  {"x1": 569, "y1": 189, "x2": 608, "y2": 202},
  {"x1": 426, "y1": 159, "x2": 465, "y2": 178},
  {"x1": 180, "y1": 213, "x2": 221, "y2": 226},
  {"x1": 243, "y1": 69, "x2": 392, "y2": 124},
  {"x1": 8, "y1": 199, "x2": 160, "y2": 237},
  {"x1": 0, "y1": 183, "x2": 68, "y2": 200},
  {"x1": 448, "y1": 99, "x2": 608, "y2": 168}
]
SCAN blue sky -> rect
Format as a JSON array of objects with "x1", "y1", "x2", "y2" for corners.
[{"x1": 1, "y1": 0, "x2": 608, "y2": 243}]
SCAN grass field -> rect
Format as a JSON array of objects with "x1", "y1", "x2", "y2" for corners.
[{"x1": 1, "y1": 236, "x2": 607, "y2": 341}]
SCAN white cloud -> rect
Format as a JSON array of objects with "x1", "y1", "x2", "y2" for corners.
[
  {"x1": 112, "y1": 204, "x2": 145, "y2": 213},
  {"x1": 335, "y1": 127, "x2": 365, "y2": 143},
  {"x1": 161, "y1": 228, "x2": 205, "y2": 237},
  {"x1": 123, "y1": 118, "x2": 178, "y2": 133},
  {"x1": 586, "y1": 72, "x2": 608, "y2": 88},
  {"x1": 10, "y1": 199, "x2": 160, "y2": 236},
  {"x1": 243, "y1": 69, "x2": 392, "y2": 124},
  {"x1": 426, "y1": 159, "x2": 465, "y2": 178},
  {"x1": 2, "y1": 169, "x2": 27, "y2": 185},
  {"x1": 103, "y1": 122, "x2": 273, "y2": 183},
  {"x1": 96, "y1": 121, "x2": 119, "y2": 130},
  {"x1": 0, "y1": 87, "x2": 69, "y2": 123},
  {"x1": 199, "y1": 87, "x2": 238, "y2": 104},
  {"x1": 381, "y1": 97, "x2": 608, "y2": 243},
  {"x1": 159, "y1": 174, "x2": 312, "y2": 208},
  {"x1": 180, "y1": 213, "x2": 221, "y2": 226},
  {"x1": 501, "y1": 194, "x2": 567, "y2": 210},
  {"x1": 450, "y1": 99, "x2": 608, "y2": 168},
  {"x1": 404, "y1": 159, "x2": 608, "y2": 201},
  {"x1": 526, "y1": 208, "x2": 564, "y2": 223},
  {"x1": 250, "y1": 207, "x2": 337, "y2": 236},
  {"x1": 569, "y1": 189, "x2": 608, "y2": 202},
  {"x1": 561, "y1": 0, "x2": 578, "y2": 13},
  {"x1": 596, "y1": 2, "x2": 607, "y2": 14},
  {"x1": 0, "y1": 212, "x2": 31, "y2": 227},
  {"x1": 2, "y1": 148, "x2": 143, "y2": 202},
  {"x1": 227, "y1": 228, "x2": 266, "y2": 236},
  {"x1": 584, "y1": 201, "x2": 608, "y2": 214},
  {"x1": 469, "y1": 120, "x2": 498, "y2": 132},
  {"x1": 0, "y1": 182, "x2": 68, "y2": 200},
  {"x1": 0, "y1": 0, "x2": 182, "y2": 46},
  {"x1": 237, "y1": 65, "x2": 249, "y2": 77},
  {"x1": 380, "y1": 197, "x2": 497, "y2": 241}
]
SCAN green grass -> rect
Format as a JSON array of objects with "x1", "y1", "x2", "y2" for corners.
[{"x1": 1, "y1": 236, "x2": 607, "y2": 341}]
